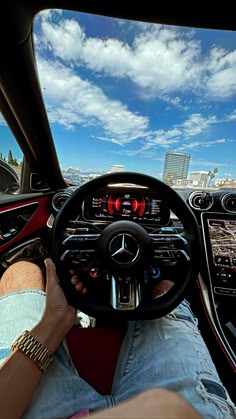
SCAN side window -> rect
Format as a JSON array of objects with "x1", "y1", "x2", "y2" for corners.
[{"x1": 0, "y1": 112, "x2": 23, "y2": 195}]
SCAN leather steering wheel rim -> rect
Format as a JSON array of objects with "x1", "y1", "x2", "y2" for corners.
[{"x1": 51, "y1": 172, "x2": 201, "y2": 320}]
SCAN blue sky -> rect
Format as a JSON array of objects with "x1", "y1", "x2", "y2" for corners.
[{"x1": 1, "y1": 10, "x2": 236, "y2": 180}]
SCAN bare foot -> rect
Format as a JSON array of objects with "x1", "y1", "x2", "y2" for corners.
[
  {"x1": 69, "y1": 269, "x2": 88, "y2": 294},
  {"x1": 152, "y1": 279, "x2": 174, "y2": 299}
]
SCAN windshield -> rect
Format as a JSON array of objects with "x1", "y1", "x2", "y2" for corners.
[{"x1": 33, "y1": 10, "x2": 236, "y2": 190}]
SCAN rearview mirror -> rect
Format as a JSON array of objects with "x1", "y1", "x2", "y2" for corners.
[{"x1": 0, "y1": 159, "x2": 20, "y2": 194}]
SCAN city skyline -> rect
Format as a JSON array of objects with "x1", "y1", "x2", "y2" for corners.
[{"x1": 0, "y1": 141, "x2": 234, "y2": 185}]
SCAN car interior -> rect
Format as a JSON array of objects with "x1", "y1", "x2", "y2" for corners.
[{"x1": 0, "y1": 0, "x2": 235, "y2": 402}]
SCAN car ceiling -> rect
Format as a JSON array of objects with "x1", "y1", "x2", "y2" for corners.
[{"x1": 0, "y1": 1, "x2": 236, "y2": 190}]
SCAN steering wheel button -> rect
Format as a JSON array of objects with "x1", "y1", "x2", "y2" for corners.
[
  {"x1": 151, "y1": 267, "x2": 160, "y2": 279},
  {"x1": 219, "y1": 271, "x2": 229, "y2": 281},
  {"x1": 89, "y1": 267, "x2": 100, "y2": 278}
]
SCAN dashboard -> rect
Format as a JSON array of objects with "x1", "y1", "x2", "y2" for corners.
[
  {"x1": 51, "y1": 185, "x2": 236, "y2": 299},
  {"x1": 49, "y1": 184, "x2": 236, "y2": 371}
]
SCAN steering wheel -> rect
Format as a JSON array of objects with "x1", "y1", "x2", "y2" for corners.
[{"x1": 51, "y1": 172, "x2": 201, "y2": 320}]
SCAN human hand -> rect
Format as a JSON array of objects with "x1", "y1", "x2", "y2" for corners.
[{"x1": 42, "y1": 258, "x2": 77, "y2": 334}]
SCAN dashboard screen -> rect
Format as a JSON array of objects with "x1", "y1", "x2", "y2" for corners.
[
  {"x1": 207, "y1": 218, "x2": 236, "y2": 271},
  {"x1": 202, "y1": 212, "x2": 236, "y2": 295},
  {"x1": 83, "y1": 188, "x2": 170, "y2": 224}
]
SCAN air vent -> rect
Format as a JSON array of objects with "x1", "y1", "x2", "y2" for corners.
[
  {"x1": 221, "y1": 193, "x2": 236, "y2": 213},
  {"x1": 188, "y1": 191, "x2": 214, "y2": 211},
  {"x1": 52, "y1": 192, "x2": 71, "y2": 212}
]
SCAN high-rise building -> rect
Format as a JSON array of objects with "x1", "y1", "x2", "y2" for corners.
[{"x1": 163, "y1": 152, "x2": 190, "y2": 181}]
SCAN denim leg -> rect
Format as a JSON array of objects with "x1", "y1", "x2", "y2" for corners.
[
  {"x1": 112, "y1": 300, "x2": 236, "y2": 419},
  {"x1": 0, "y1": 290, "x2": 108, "y2": 419}
]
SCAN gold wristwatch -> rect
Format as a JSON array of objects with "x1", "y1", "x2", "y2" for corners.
[{"x1": 11, "y1": 330, "x2": 54, "y2": 373}]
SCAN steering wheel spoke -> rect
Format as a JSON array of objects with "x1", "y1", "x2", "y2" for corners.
[
  {"x1": 110, "y1": 275, "x2": 141, "y2": 311},
  {"x1": 150, "y1": 233, "x2": 190, "y2": 266},
  {"x1": 60, "y1": 233, "x2": 99, "y2": 262}
]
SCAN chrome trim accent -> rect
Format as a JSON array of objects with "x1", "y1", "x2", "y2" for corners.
[
  {"x1": 188, "y1": 191, "x2": 214, "y2": 211},
  {"x1": 109, "y1": 233, "x2": 139, "y2": 264},
  {"x1": 221, "y1": 192, "x2": 236, "y2": 213},
  {"x1": 198, "y1": 274, "x2": 214, "y2": 320},
  {"x1": 214, "y1": 287, "x2": 236, "y2": 297},
  {"x1": 47, "y1": 214, "x2": 54, "y2": 229},
  {"x1": 110, "y1": 276, "x2": 141, "y2": 310},
  {"x1": 52, "y1": 191, "x2": 71, "y2": 212},
  {"x1": 62, "y1": 234, "x2": 99, "y2": 246},
  {"x1": 177, "y1": 249, "x2": 190, "y2": 262},
  {"x1": 107, "y1": 183, "x2": 148, "y2": 188},
  {"x1": 149, "y1": 233, "x2": 188, "y2": 246},
  {"x1": 0, "y1": 201, "x2": 39, "y2": 215},
  {"x1": 60, "y1": 250, "x2": 71, "y2": 261}
]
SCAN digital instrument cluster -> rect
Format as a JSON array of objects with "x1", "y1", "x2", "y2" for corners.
[{"x1": 83, "y1": 187, "x2": 170, "y2": 224}]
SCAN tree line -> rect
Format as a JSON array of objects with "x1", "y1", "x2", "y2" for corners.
[{"x1": 0, "y1": 150, "x2": 20, "y2": 167}]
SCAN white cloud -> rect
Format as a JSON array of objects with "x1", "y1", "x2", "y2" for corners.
[
  {"x1": 41, "y1": 18, "x2": 85, "y2": 61},
  {"x1": 37, "y1": 58, "x2": 149, "y2": 144},
  {"x1": 162, "y1": 95, "x2": 188, "y2": 110},
  {"x1": 179, "y1": 113, "x2": 218, "y2": 137},
  {"x1": 206, "y1": 68, "x2": 236, "y2": 99},
  {"x1": 36, "y1": 56, "x2": 233, "y2": 154},
  {"x1": 191, "y1": 160, "x2": 230, "y2": 167},
  {"x1": 37, "y1": 12, "x2": 236, "y2": 100},
  {"x1": 205, "y1": 47, "x2": 236, "y2": 98},
  {"x1": 34, "y1": 13, "x2": 236, "y2": 156},
  {"x1": 226, "y1": 109, "x2": 236, "y2": 121},
  {"x1": 38, "y1": 15, "x2": 202, "y2": 98},
  {"x1": 178, "y1": 138, "x2": 227, "y2": 151}
]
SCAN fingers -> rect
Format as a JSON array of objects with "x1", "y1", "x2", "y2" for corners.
[
  {"x1": 70, "y1": 273, "x2": 88, "y2": 294},
  {"x1": 44, "y1": 258, "x2": 59, "y2": 285},
  {"x1": 44, "y1": 260, "x2": 88, "y2": 294}
]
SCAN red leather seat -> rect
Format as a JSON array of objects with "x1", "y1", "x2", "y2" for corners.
[{"x1": 66, "y1": 327, "x2": 126, "y2": 395}]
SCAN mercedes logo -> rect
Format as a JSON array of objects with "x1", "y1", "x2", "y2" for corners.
[{"x1": 109, "y1": 233, "x2": 140, "y2": 265}]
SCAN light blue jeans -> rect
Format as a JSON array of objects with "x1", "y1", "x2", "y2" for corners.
[{"x1": 0, "y1": 290, "x2": 235, "y2": 418}]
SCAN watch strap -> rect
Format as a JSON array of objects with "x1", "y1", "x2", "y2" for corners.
[{"x1": 11, "y1": 330, "x2": 53, "y2": 372}]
